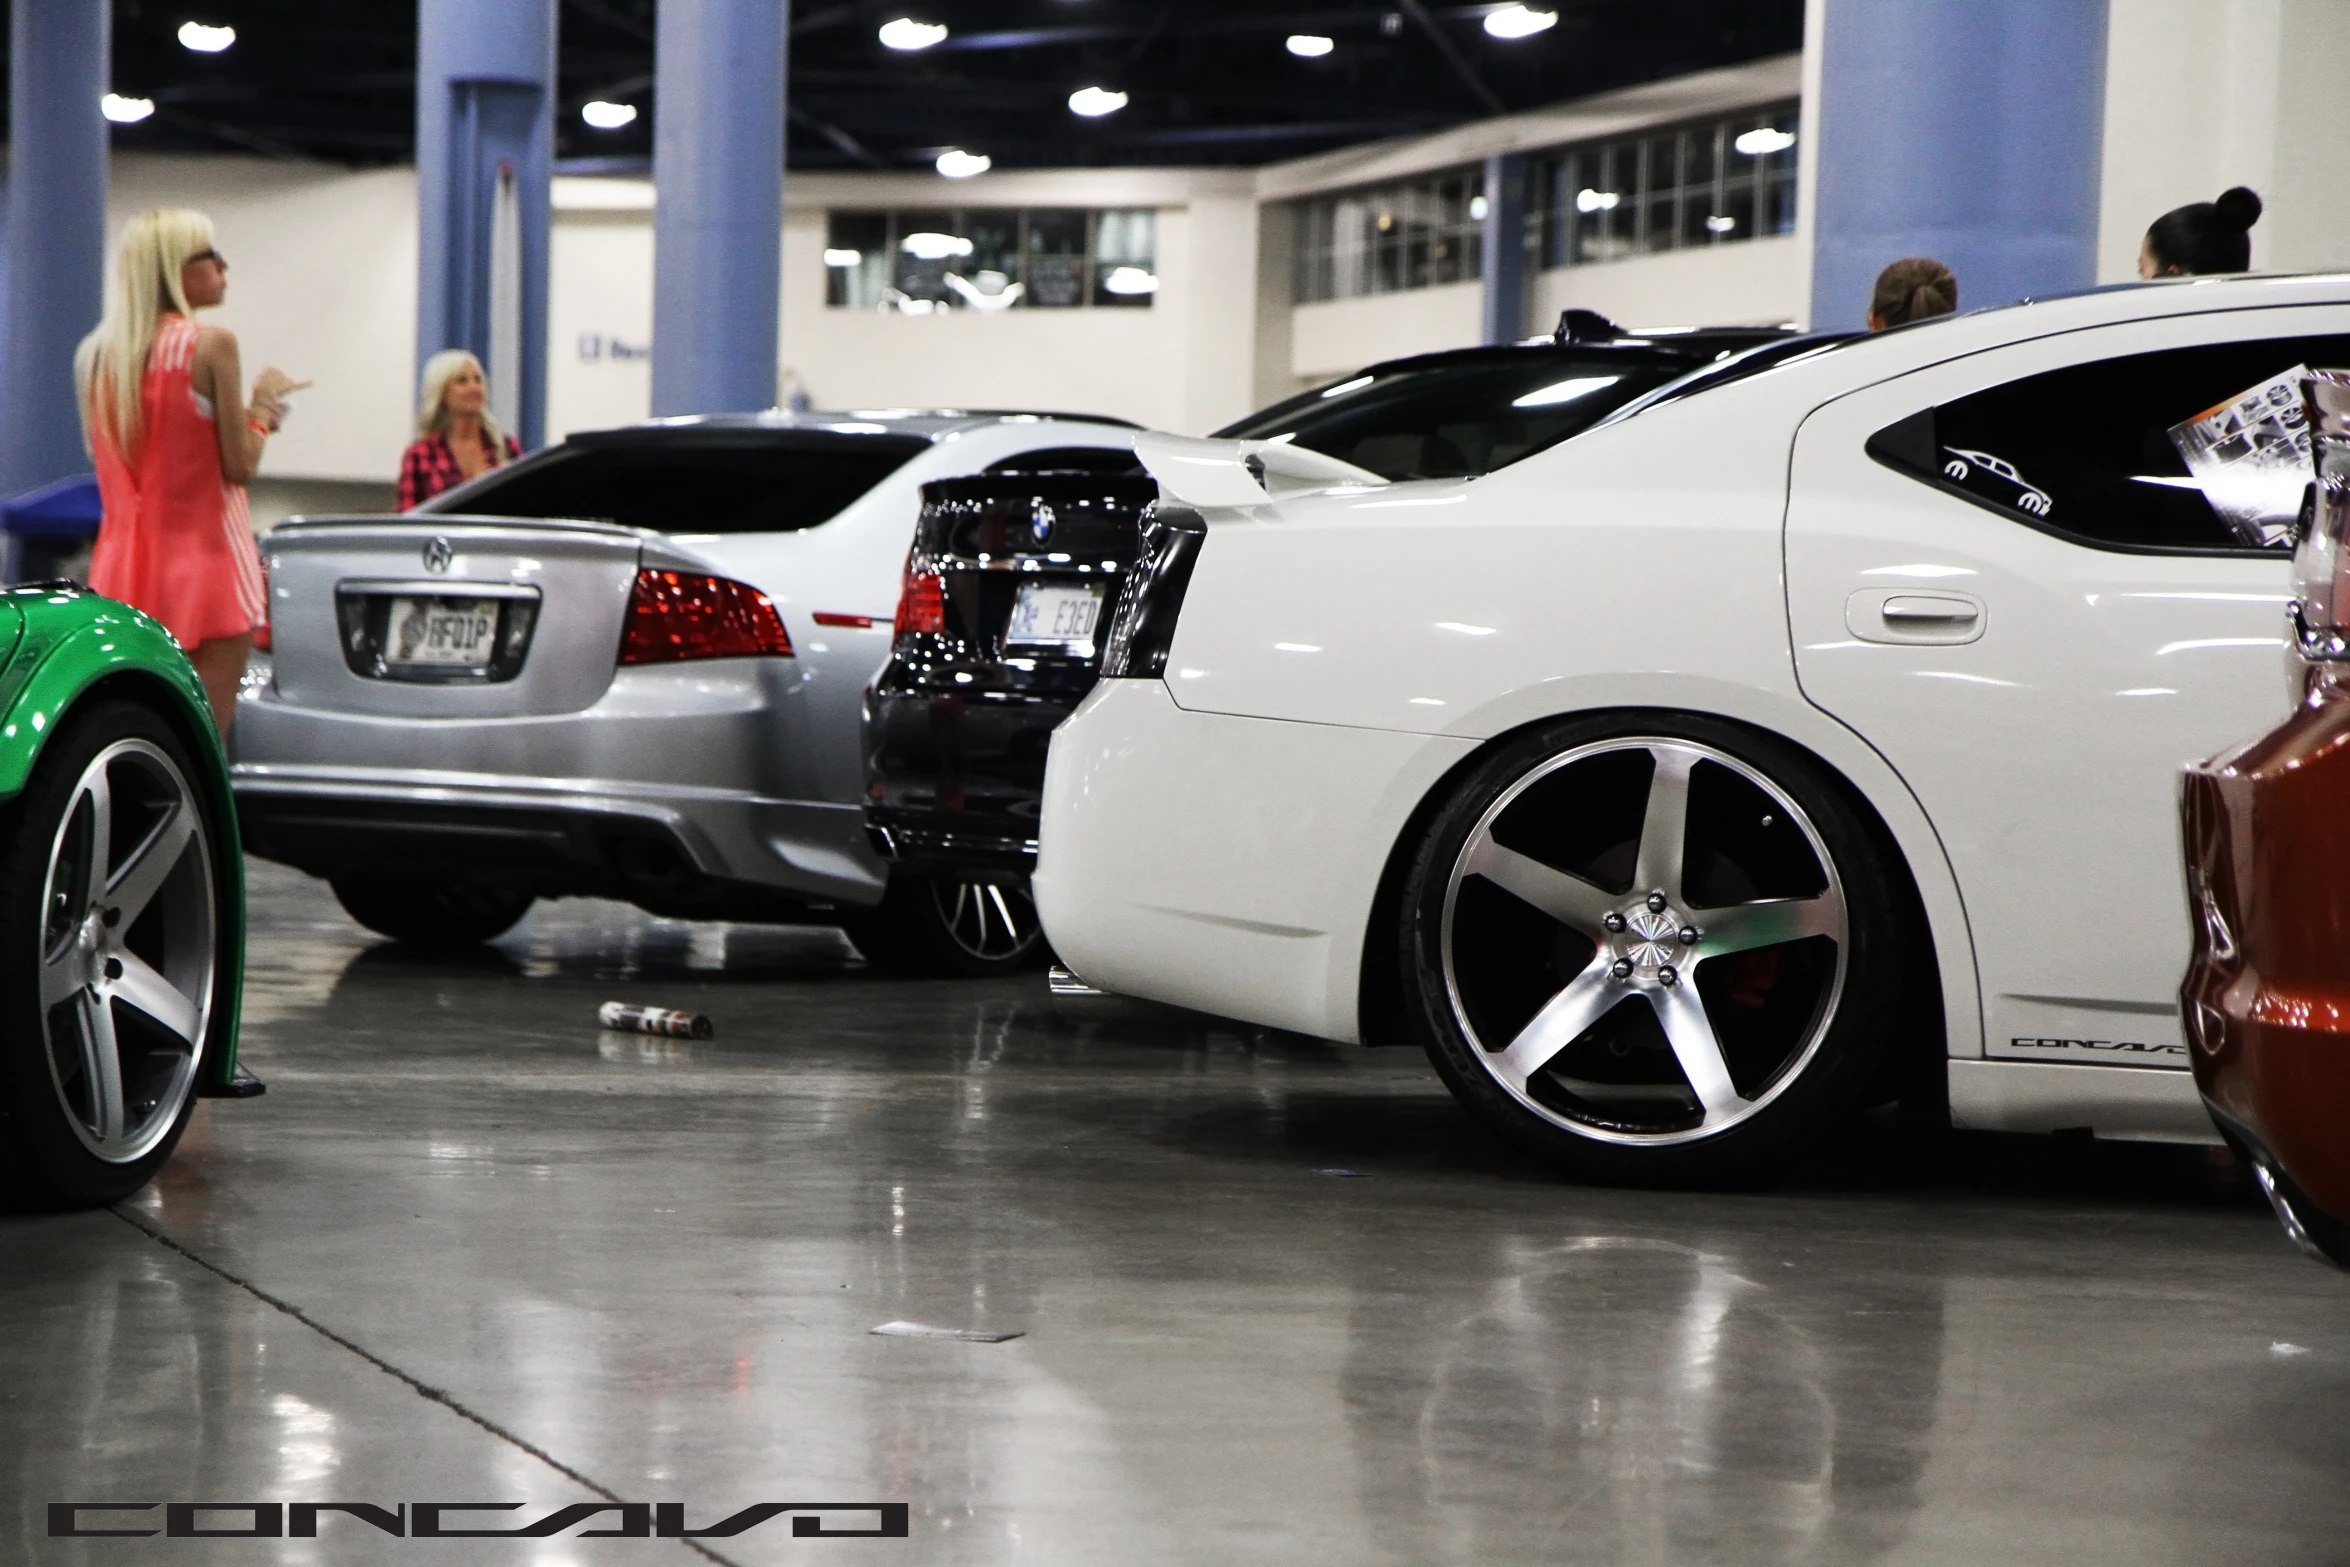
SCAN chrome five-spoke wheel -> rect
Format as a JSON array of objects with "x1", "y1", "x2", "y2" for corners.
[
  {"x1": 1404, "y1": 719, "x2": 1906, "y2": 1184},
  {"x1": 1, "y1": 700, "x2": 227, "y2": 1206}
]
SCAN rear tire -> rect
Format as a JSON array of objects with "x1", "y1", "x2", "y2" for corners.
[
  {"x1": 330, "y1": 875, "x2": 534, "y2": 948},
  {"x1": 844, "y1": 874, "x2": 1048, "y2": 978},
  {"x1": 1397, "y1": 713, "x2": 1910, "y2": 1187},
  {"x1": 0, "y1": 699, "x2": 230, "y2": 1207}
]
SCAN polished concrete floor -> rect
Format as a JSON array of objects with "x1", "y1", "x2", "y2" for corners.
[{"x1": 4, "y1": 861, "x2": 2347, "y2": 1565}]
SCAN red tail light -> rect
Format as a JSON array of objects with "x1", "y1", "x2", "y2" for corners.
[
  {"x1": 618, "y1": 569, "x2": 793, "y2": 664},
  {"x1": 253, "y1": 558, "x2": 272, "y2": 649},
  {"x1": 892, "y1": 554, "x2": 945, "y2": 643}
]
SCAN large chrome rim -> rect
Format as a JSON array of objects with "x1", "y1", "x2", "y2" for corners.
[
  {"x1": 1441, "y1": 738, "x2": 1846, "y2": 1145},
  {"x1": 40, "y1": 738, "x2": 216, "y2": 1165},
  {"x1": 928, "y1": 878, "x2": 1041, "y2": 964}
]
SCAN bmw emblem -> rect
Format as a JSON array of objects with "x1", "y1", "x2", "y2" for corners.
[
  {"x1": 1031, "y1": 502, "x2": 1056, "y2": 544},
  {"x1": 423, "y1": 536, "x2": 453, "y2": 573}
]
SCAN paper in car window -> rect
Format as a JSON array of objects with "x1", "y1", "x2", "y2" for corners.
[{"x1": 2168, "y1": 366, "x2": 2313, "y2": 548}]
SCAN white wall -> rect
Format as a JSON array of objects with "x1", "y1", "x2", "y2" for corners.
[
  {"x1": 1531, "y1": 237, "x2": 1806, "y2": 333},
  {"x1": 2098, "y1": 0, "x2": 2350, "y2": 281},
  {"x1": 109, "y1": 154, "x2": 417, "y2": 484},
  {"x1": 547, "y1": 206, "x2": 655, "y2": 439},
  {"x1": 1290, "y1": 281, "x2": 1483, "y2": 380}
]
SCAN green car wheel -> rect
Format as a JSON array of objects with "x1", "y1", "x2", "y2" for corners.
[{"x1": 0, "y1": 588, "x2": 244, "y2": 1208}]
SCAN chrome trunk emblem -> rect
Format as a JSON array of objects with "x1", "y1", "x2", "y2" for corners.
[{"x1": 423, "y1": 536, "x2": 453, "y2": 573}]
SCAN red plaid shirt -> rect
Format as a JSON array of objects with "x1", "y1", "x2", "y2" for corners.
[{"x1": 398, "y1": 429, "x2": 522, "y2": 511}]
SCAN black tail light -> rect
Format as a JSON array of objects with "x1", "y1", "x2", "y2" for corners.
[{"x1": 1098, "y1": 504, "x2": 1205, "y2": 680}]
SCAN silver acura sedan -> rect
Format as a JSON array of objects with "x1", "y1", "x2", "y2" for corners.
[{"x1": 232, "y1": 410, "x2": 1138, "y2": 972}]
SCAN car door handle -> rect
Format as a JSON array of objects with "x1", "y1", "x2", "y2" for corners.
[
  {"x1": 1880, "y1": 596, "x2": 1980, "y2": 624},
  {"x1": 1844, "y1": 588, "x2": 1987, "y2": 645}
]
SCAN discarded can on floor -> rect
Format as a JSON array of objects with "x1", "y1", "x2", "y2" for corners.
[{"x1": 597, "y1": 1001, "x2": 714, "y2": 1040}]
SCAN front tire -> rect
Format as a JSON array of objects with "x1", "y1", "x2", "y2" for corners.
[
  {"x1": 0, "y1": 700, "x2": 229, "y2": 1207},
  {"x1": 330, "y1": 875, "x2": 534, "y2": 948},
  {"x1": 845, "y1": 874, "x2": 1048, "y2": 978},
  {"x1": 1398, "y1": 714, "x2": 1910, "y2": 1186}
]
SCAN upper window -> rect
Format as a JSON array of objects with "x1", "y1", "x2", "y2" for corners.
[
  {"x1": 1216, "y1": 352, "x2": 1694, "y2": 481},
  {"x1": 422, "y1": 433, "x2": 932, "y2": 535},
  {"x1": 1532, "y1": 103, "x2": 1798, "y2": 269},
  {"x1": 1293, "y1": 169, "x2": 1486, "y2": 306},
  {"x1": 825, "y1": 209, "x2": 1156, "y2": 312},
  {"x1": 1867, "y1": 335, "x2": 2350, "y2": 553}
]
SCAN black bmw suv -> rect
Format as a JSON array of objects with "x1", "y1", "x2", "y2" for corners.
[{"x1": 859, "y1": 317, "x2": 1809, "y2": 974}]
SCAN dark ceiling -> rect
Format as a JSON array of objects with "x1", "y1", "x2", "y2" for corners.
[{"x1": 83, "y1": 0, "x2": 1802, "y2": 171}]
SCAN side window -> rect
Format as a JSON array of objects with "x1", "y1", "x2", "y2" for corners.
[{"x1": 1866, "y1": 333, "x2": 2350, "y2": 552}]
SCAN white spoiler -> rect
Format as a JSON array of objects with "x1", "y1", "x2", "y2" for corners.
[{"x1": 1133, "y1": 431, "x2": 1387, "y2": 511}]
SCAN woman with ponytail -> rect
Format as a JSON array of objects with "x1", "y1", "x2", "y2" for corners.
[
  {"x1": 2140, "y1": 187, "x2": 2263, "y2": 277},
  {"x1": 1866, "y1": 257, "x2": 1957, "y2": 330},
  {"x1": 74, "y1": 209, "x2": 307, "y2": 732}
]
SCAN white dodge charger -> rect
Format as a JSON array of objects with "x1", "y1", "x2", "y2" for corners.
[{"x1": 1035, "y1": 275, "x2": 2347, "y2": 1183}]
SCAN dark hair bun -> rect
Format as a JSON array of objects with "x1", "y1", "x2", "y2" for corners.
[{"x1": 2215, "y1": 186, "x2": 2263, "y2": 232}]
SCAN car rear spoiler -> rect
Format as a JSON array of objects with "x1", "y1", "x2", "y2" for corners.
[{"x1": 1132, "y1": 431, "x2": 1386, "y2": 511}]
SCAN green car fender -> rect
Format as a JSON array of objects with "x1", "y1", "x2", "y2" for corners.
[{"x1": 0, "y1": 587, "x2": 245, "y2": 1088}]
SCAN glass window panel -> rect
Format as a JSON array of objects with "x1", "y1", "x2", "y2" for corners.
[
  {"x1": 890, "y1": 207, "x2": 961, "y2": 308},
  {"x1": 825, "y1": 212, "x2": 888, "y2": 308},
  {"x1": 1644, "y1": 192, "x2": 1676, "y2": 252},
  {"x1": 1093, "y1": 209, "x2": 1155, "y2": 306},
  {"x1": 1024, "y1": 210, "x2": 1088, "y2": 308},
  {"x1": 1684, "y1": 125, "x2": 1717, "y2": 189},
  {"x1": 1643, "y1": 134, "x2": 1679, "y2": 194}
]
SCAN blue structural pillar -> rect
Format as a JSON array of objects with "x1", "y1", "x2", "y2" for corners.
[
  {"x1": 1480, "y1": 152, "x2": 1529, "y2": 345},
  {"x1": 1809, "y1": 0, "x2": 2108, "y2": 331},
  {"x1": 416, "y1": 0, "x2": 554, "y2": 449},
  {"x1": 0, "y1": 0, "x2": 109, "y2": 497},
  {"x1": 652, "y1": 0, "x2": 789, "y2": 416}
]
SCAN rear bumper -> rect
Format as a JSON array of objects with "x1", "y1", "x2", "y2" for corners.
[{"x1": 862, "y1": 677, "x2": 1080, "y2": 877}]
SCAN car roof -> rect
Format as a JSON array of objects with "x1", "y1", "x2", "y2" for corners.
[
  {"x1": 562, "y1": 408, "x2": 1141, "y2": 447},
  {"x1": 1345, "y1": 325, "x2": 1797, "y2": 382}
]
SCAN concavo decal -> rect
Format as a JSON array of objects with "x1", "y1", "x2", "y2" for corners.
[{"x1": 48, "y1": 1500, "x2": 908, "y2": 1539}]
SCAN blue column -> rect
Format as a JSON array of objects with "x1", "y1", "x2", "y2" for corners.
[
  {"x1": 1809, "y1": 0, "x2": 2108, "y2": 331},
  {"x1": 416, "y1": 0, "x2": 554, "y2": 449},
  {"x1": 652, "y1": 0, "x2": 789, "y2": 417},
  {"x1": 0, "y1": 0, "x2": 108, "y2": 497},
  {"x1": 1480, "y1": 153, "x2": 1530, "y2": 346}
]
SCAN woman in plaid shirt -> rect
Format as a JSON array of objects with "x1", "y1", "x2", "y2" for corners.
[{"x1": 397, "y1": 349, "x2": 521, "y2": 510}]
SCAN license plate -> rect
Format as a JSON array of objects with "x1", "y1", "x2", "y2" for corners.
[
  {"x1": 385, "y1": 597, "x2": 500, "y2": 667},
  {"x1": 1005, "y1": 581, "x2": 1105, "y2": 648}
]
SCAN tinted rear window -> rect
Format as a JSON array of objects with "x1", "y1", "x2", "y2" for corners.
[
  {"x1": 1215, "y1": 354, "x2": 1696, "y2": 480},
  {"x1": 420, "y1": 433, "x2": 932, "y2": 534}
]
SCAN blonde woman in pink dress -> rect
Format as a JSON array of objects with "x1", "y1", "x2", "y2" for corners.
[{"x1": 74, "y1": 208, "x2": 306, "y2": 732}]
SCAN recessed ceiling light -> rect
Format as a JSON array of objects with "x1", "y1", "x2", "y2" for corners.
[
  {"x1": 1286, "y1": 34, "x2": 1335, "y2": 57},
  {"x1": 935, "y1": 148, "x2": 991, "y2": 179},
  {"x1": 1575, "y1": 187, "x2": 1620, "y2": 213},
  {"x1": 1068, "y1": 86, "x2": 1127, "y2": 117},
  {"x1": 900, "y1": 231, "x2": 976, "y2": 260},
  {"x1": 1102, "y1": 266, "x2": 1158, "y2": 296},
  {"x1": 1482, "y1": 5, "x2": 1557, "y2": 39},
  {"x1": 1734, "y1": 126, "x2": 1796, "y2": 156},
  {"x1": 177, "y1": 20, "x2": 235, "y2": 52},
  {"x1": 102, "y1": 93, "x2": 156, "y2": 124},
  {"x1": 824, "y1": 248, "x2": 864, "y2": 267},
  {"x1": 580, "y1": 101, "x2": 637, "y2": 130},
  {"x1": 878, "y1": 17, "x2": 948, "y2": 51}
]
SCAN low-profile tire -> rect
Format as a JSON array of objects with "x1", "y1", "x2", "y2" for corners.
[
  {"x1": 0, "y1": 699, "x2": 231, "y2": 1207},
  {"x1": 1398, "y1": 712, "x2": 1910, "y2": 1187},
  {"x1": 330, "y1": 875, "x2": 534, "y2": 948},
  {"x1": 844, "y1": 873, "x2": 1049, "y2": 978}
]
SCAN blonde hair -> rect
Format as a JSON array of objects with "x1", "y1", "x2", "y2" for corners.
[
  {"x1": 416, "y1": 348, "x2": 504, "y2": 446},
  {"x1": 75, "y1": 208, "x2": 214, "y2": 458}
]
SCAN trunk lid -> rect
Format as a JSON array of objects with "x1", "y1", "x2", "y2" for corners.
[
  {"x1": 262, "y1": 515, "x2": 659, "y2": 718},
  {"x1": 916, "y1": 471, "x2": 1161, "y2": 668}
]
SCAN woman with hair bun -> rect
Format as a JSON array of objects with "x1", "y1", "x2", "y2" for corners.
[
  {"x1": 1867, "y1": 257, "x2": 1957, "y2": 330},
  {"x1": 2140, "y1": 187, "x2": 2263, "y2": 277}
]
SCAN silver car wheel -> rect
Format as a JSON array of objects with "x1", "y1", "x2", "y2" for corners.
[
  {"x1": 1440, "y1": 737, "x2": 1847, "y2": 1146},
  {"x1": 39, "y1": 738, "x2": 216, "y2": 1165},
  {"x1": 928, "y1": 878, "x2": 1040, "y2": 964}
]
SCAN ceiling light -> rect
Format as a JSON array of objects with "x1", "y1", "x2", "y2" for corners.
[
  {"x1": 1482, "y1": 5, "x2": 1557, "y2": 39},
  {"x1": 580, "y1": 100, "x2": 637, "y2": 130},
  {"x1": 177, "y1": 20, "x2": 235, "y2": 52},
  {"x1": 1102, "y1": 266, "x2": 1158, "y2": 296},
  {"x1": 934, "y1": 149, "x2": 990, "y2": 179},
  {"x1": 1705, "y1": 214, "x2": 1737, "y2": 233},
  {"x1": 879, "y1": 17, "x2": 948, "y2": 51},
  {"x1": 1286, "y1": 34, "x2": 1334, "y2": 57},
  {"x1": 900, "y1": 231, "x2": 976, "y2": 260},
  {"x1": 1575, "y1": 187, "x2": 1620, "y2": 213},
  {"x1": 824, "y1": 248, "x2": 863, "y2": 267},
  {"x1": 102, "y1": 93, "x2": 156, "y2": 124},
  {"x1": 1068, "y1": 86, "x2": 1127, "y2": 117},
  {"x1": 1734, "y1": 126, "x2": 1796, "y2": 156},
  {"x1": 1468, "y1": 194, "x2": 1490, "y2": 221}
]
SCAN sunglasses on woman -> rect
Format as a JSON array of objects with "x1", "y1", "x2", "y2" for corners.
[{"x1": 188, "y1": 247, "x2": 227, "y2": 267}]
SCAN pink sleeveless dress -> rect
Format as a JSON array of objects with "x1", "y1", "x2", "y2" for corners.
[{"x1": 89, "y1": 314, "x2": 267, "y2": 647}]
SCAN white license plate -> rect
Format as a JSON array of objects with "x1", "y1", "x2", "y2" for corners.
[
  {"x1": 385, "y1": 597, "x2": 500, "y2": 667},
  {"x1": 1004, "y1": 581, "x2": 1106, "y2": 648}
]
